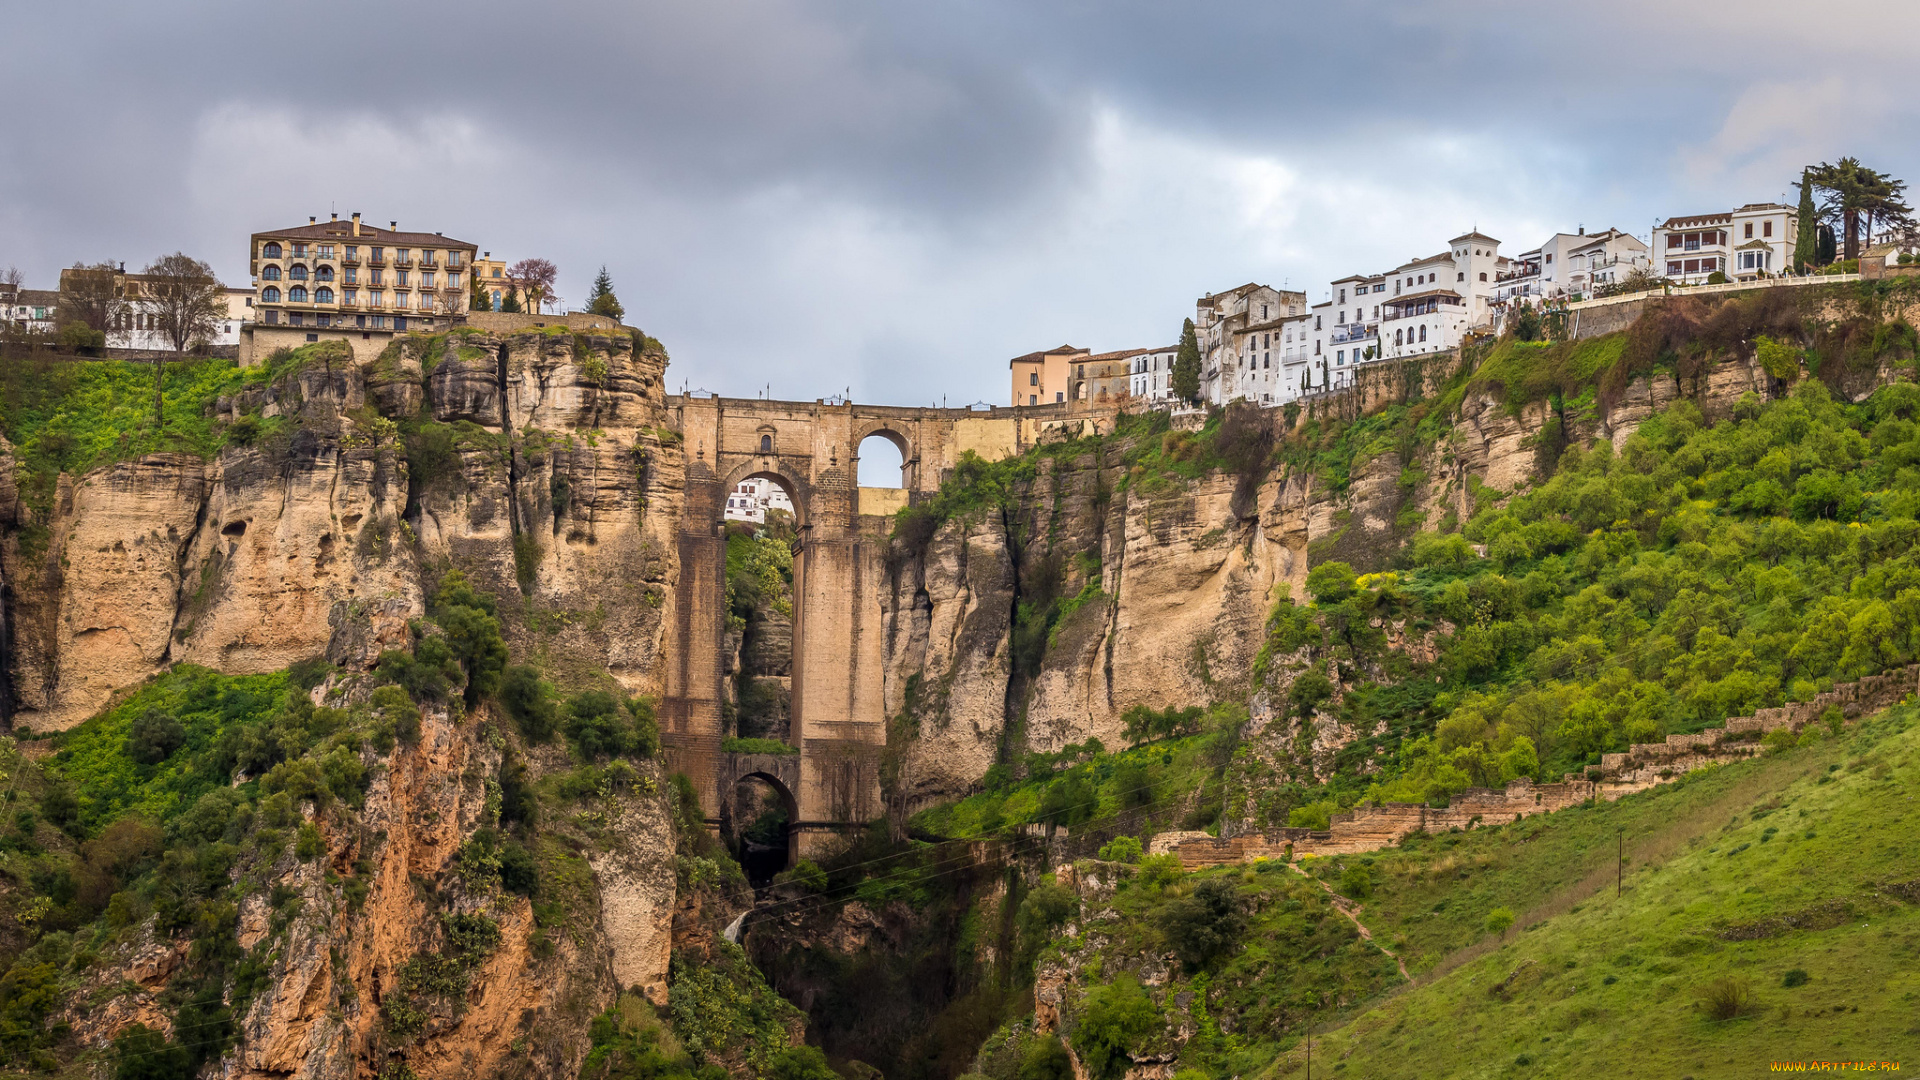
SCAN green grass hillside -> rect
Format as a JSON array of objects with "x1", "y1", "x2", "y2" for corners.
[{"x1": 1262, "y1": 704, "x2": 1920, "y2": 1078}]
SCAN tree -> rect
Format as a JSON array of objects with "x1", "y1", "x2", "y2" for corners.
[
  {"x1": 500, "y1": 286, "x2": 522, "y2": 313},
  {"x1": 585, "y1": 265, "x2": 625, "y2": 322},
  {"x1": 57, "y1": 262, "x2": 127, "y2": 340},
  {"x1": 133, "y1": 253, "x2": 225, "y2": 422},
  {"x1": 508, "y1": 258, "x2": 558, "y2": 314},
  {"x1": 469, "y1": 270, "x2": 492, "y2": 312},
  {"x1": 1172, "y1": 318, "x2": 1201, "y2": 403},
  {"x1": 1808, "y1": 158, "x2": 1912, "y2": 261},
  {"x1": 1073, "y1": 976, "x2": 1159, "y2": 1080},
  {"x1": 1795, "y1": 168, "x2": 1818, "y2": 271}
]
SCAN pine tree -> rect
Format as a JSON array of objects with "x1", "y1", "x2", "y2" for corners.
[
  {"x1": 469, "y1": 271, "x2": 491, "y2": 312},
  {"x1": 585, "y1": 265, "x2": 625, "y2": 322},
  {"x1": 1795, "y1": 168, "x2": 1818, "y2": 272},
  {"x1": 501, "y1": 287, "x2": 523, "y2": 314},
  {"x1": 1171, "y1": 318, "x2": 1202, "y2": 403}
]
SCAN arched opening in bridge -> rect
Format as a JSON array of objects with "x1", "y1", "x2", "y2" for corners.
[
  {"x1": 723, "y1": 472, "x2": 799, "y2": 750},
  {"x1": 857, "y1": 431, "x2": 908, "y2": 489},
  {"x1": 722, "y1": 772, "x2": 797, "y2": 886}
]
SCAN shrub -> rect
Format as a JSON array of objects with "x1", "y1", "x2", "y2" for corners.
[
  {"x1": 1305, "y1": 561, "x2": 1357, "y2": 604},
  {"x1": 112, "y1": 1023, "x2": 192, "y2": 1080},
  {"x1": 1485, "y1": 906, "x2": 1516, "y2": 934},
  {"x1": 431, "y1": 571, "x2": 508, "y2": 706},
  {"x1": 565, "y1": 691, "x2": 629, "y2": 759},
  {"x1": 1159, "y1": 876, "x2": 1245, "y2": 970},
  {"x1": 1136, "y1": 854, "x2": 1183, "y2": 888},
  {"x1": 1098, "y1": 836, "x2": 1143, "y2": 864},
  {"x1": 1781, "y1": 969, "x2": 1809, "y2": 988},
  {"x1": 773, "y1": 859, "x2": 827, "y2": 892},
  {"x1": 767, "y1": 1046, "x2": 839, "y2": 1080},
  {"x1": 125, "y1": 708, "x2": 186, "y2": 765},
  {"x1": 1073, "y1": 976, "x2": 1158, "y2": 1080},
  {"x1": 369, "y1": 684, "x2": 420, "y2": 747},
  {"x1": 1695, "y1": 976, "x2": 1754, "y2": 1021},
  {"x1": 295, "y1": 822, "x2": 323, "y2": 861},
  {"x1": 1017, "y1": 1036, "x2": 1073, "y2": 1080},
  {"x1": 498, "y1": 842, "x2": 540, "y2": 897},
  {"x1": 1287, "y1": 802, "x2": 1332, "y2": 830},
  {"x1": 499, "y1": 665, "x2": 558, "y2": 742},
  {"x1": 1338, "y1": 863, "x2": 1373, "y2": 900}
]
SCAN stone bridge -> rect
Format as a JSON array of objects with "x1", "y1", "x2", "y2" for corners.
[{"x1": 658, "y1": 393, "x2": 1105, "y2": 859}]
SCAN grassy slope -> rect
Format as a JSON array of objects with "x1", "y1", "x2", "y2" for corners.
[{"x1": 1262, "y1": 705, "x2": 1920, "y2": 1078}]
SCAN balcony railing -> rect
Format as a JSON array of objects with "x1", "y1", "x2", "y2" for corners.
[
  {"x1": 392, "y1": 255, "x2": 414, "y2": 267},
  {"x1": 1330, "y1": 322, "x2": 1375, "y2": 345}
]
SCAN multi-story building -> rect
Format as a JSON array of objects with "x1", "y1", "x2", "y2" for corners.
[
  {"x1": 1652, "y1": 204, "x2": 1795, "y2": 285},
  {"x1": 724, "y1": 477, "x2": 796, "y2": 524},
  {"x1": 1565, "y1": 229, "x2": 1650, "y2": 294},
  {"x1": 1008, "y1": 344, "x2": 1087, "y2": 407},
  {"x1": 1127, "y1": 345, "x2": 1180, "y2": 404},
  {"x1": 1302, "y1": 272, "x2": 1386, "y2": 397},
  {"x1": 1377, "y1": 231, "x2": 1503, "y2": 362},
  {"x1": 1070, "y1": 350, "x2": 1141, "y2": 404},
  {"x1": 51, "y1": 265, "x2": 253, "y2": 350},
  {"x1": 473, "y1": 252, "x2": 510, "y2": 310},
  {"x1": 241, "y1": 212, "x2": 478, "y2": 364},
  {"x1": 1, "y1": 286, "x2": 58, "y2": 334},
  {"x1": 1193, "y1": 283, "x2": 1308, "y2": 406}
]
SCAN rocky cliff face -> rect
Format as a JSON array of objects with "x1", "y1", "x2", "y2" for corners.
[{"x1": 3, "y1": 330, "x2": 678, "y2": 733}]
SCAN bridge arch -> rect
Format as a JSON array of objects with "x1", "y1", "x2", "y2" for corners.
[
  {"x1": 719, "y1": 756, "x2": 802, "y2": 881},
  {"x1": 714, "y1": 462, "x2": 811, "y2": 529},
  {"x1": 851, "y1": 423, "x2": 915, "y2": 489}
]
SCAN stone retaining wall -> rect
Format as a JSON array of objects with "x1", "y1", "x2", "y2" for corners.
[{"x1": 1174, "y1": 664, "x2": 1920, "y2": 870}]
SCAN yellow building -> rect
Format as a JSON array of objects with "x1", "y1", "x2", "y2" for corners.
[
  {"x1": 241, "y1": 212, "x2": 479, "y2": 364},
  {"x1": 472, "y1": 253, "x2": 510, "y2": 310},
  {"x1": 1008, "y1": 344, "x2": 1087, "y2": 407}
]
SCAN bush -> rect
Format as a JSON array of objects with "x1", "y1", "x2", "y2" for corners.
[
  {"x1": 1338, "y1": 863, "x2": 1373, "y2": 900},
  {"x1": 1781, "y1": 969, "x2": 1809, "y2": 988},
  {"x1": 112, "y1": 1023, "x2": 192, "y2": 1080},
  {"x1": 1136, "y1": 853, "x2": 1183, "y2": 888},
  {"x1": 1305, "y1": 561, "x2": 1357, "y2": 604},
  {"x1": 1695, "y1": 976, "x2": 1754, "y2": 1021},
  {"x1": 295, "y1": 822, "x2": 323, "y2": 861},
  {"x1": 773, "y1": 859, "x2": 827, "y2": 892},
  {"x1": 431, "y1": 572, "x2": 508, "y2": 706},
  {"x1": 58, "y1": 322, "x2": 106, "y2": 350},
  {"x1": 125, "y1": 708, "x2": 186, "y2": 765},
  {"x1": 767, "y1": 1046, "x2": 839, "y2": 1080},
  {"x1": 498, "y1": 841, "x2": 540, "y2": 897},
  {"x1": 1074, "y1": 976, "x2": 1159, "y2": 1080},
  {"x1": 1017, "y1": 1036, "x2": 1073, "y2": 1080},
  {"x1": 1098, "y1": 836, "x2": 1143, "y2": 863},
  {"x1": 499, "y1": 665, "x2": 558, "y2": 742},
  {"x1": 1159, "y1": 876, "x2": 1244, "y2": 970},
  {"x1": 1485, "y1": 906, "x2": 1516, "y2": 934}
]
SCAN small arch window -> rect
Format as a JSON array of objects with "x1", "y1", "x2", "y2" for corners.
[
  {"x1": 262, "y1": 265, "x2": 281, "y2": 281},
  {"x1": 1419, "y1": 325, "x2": 1428, "y2": 342},
  {"x1": 1479, "y1": 272, "x2": 1488, "y2": 281},
  {"x1": 289, "y1": 264, "x2": 309, "y2": 281},
  {"x1": 315, "y1": 287, "x2": 335, "y2": 304},
  {"x1": 289, "y1": 285, "x2": 308, "y2": 302},
  {"x1": 315, "y1": 266, "x2": 334, "y2": 282},
  {"x1": 262, "y1": 242, "x2": 282, "y2": 259},
  {"x1": 262, "y1": 286, "x2": 281, "y2": 303},
  {"x1": 760, "y1": 434, "x2": 773, "y2": 453}
]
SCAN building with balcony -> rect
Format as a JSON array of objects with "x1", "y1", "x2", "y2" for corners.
[
  {"x1": 1653, "y1": 204, "x2": 1794, "y2": 285},
  {"x1": 1194, "y1": 283, "x2": 1308, "y2": 407},
  {"x1": 1127, "y1": 345, "x2": 1181, "y2": 405},
  {"x1": 2, "y1": 286, "x2": 58, "y2": 335},
  {"x1": 1302, "y1": 272, "x2": 1385, "y2": 398},
  {"x1": 240, "y1": 212, "x2": 478, "y2": 365}
]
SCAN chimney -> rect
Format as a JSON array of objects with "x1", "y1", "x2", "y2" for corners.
[
  {"x1": 351, "y1": 212, "x2": 361, "y2": 237},
  {"x1": 331, "y1": 212, "x2": 338, "y2": 222},
  {"x1": 309, "y1": 216, "x2": 317, "y2": 224},
  {"x1": 1579, "y1": 225, "x2": 1585, "y2": 235},
  {"x1": 390, "y1": 221, "x2": 397, "y2": 231}
]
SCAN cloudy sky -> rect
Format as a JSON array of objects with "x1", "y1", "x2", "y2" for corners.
[{"x1": 4, "y1": 1, "x2": 1916, "y2": 417}]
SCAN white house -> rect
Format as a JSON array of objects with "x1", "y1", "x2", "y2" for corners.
[
  {"x1": 1193, "y1": 283, "x2": 1307, "y2": 406},
  {"x1": 724, "y1": 477, "x2": 795, "y2": 524},
  {"x1": 1126, "y1": 345, "x2": 1180, "y2": 404},
  {"x1": 2, "y1": 287, "x2": 58, "y2": 334},
  {"x1": 1653, "y1": 203, "x2": 1796, "y2": 285},
  {"x1": 1301, "y1": 273, "x2": 1385, "y2": 398},
  {"x1": 1377, "y1": 231, "x2": 1502, "y2": 362},
  {"x1": 114, "y1": 286, "x2": 254, "y2": 350}
]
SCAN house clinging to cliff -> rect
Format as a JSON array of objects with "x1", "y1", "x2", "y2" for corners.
[{"x1": 241, "y1": 212, "x2": 478, "y2": 364}]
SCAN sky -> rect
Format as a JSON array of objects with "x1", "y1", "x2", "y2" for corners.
[{"x1": 4, "y1": 0, "x2": 1919, "y2": 426}]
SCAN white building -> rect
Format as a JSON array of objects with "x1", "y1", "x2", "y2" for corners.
[
  {"x1": 1193, "y1": 283, "x2": 1307, "y2": 406},
  {"x1": 1653, "y1": 203, "x2": 1796, "y2": 285},
  {"x1": 2, "y1": 287, "x2": 58, "y2": 334},
  {"x1": 725, "y1": 477, "x2": 796, "y2": 524},
  {"x1": 1301, "y1": 273, "x2": 1386, "y2": 397},
  {"x1": 1493, "y1": 227, "x2": 1649, "y2": 328},
  {"x1": 113, "y1": 287, "x2": 254, "y2": 350},
  {"x1": 1126, "y1": 345, "x2": 1180, "y2": 404}
]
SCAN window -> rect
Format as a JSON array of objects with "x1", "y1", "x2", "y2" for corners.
[
  {"x1": 1744, "y1": 223, "x2": 1753, "y2": 239},
  {"x1": 491, "y1": 267, "x2": 502, "y2": 278},
  {"x1": 398, "y1": 270, "x2": 409, "y2": 287},
  {"x1": 423, "y1": 251, "x2": 437, "y2": 266},
  {"x1": 1337, "y1": 310, "x2": 1345, "y2": 323},
  {"x1": 262, "y1": 265, "x2": 281, "y2": 281},
  {"x1": 290, "y1": 312, "x2": 304, "y2": 325},
  {"x1": 449, "y1": 273, "x2": 460, "y2": 289},
  {"x1": 760, "y1": 434, "x2": 773, "y2": 453},
  {"x1": 1338, "y1": 288, "x2": 1346, "y2": 303},
  {"x1": 1668, "y1": 261, "x2": 1682, "y2": 275},
  {"x1": 394, "y1": 316, "x2": 407, "y2": 331},
  {"x1": 1458, "y1": 272, "x2": 1465, "y2": 281},
  {"x1": 1419, "y1": 325, "x2": 1427, "y2": 342},
  {"x1": 344, "y1": 268, "x2": 357, "y2": 284},
  {"x1": 1314, "y1": 316, "x2": 1321, "y2": 330},
  {"x1": 345, "y1": 246, "x2": 358, "y2": 260},
  {"x1": 262, "y1": 242, "x2": 282, "y2": 259},
  {"x1": 450, "y1": 251, "x2": 463, "y2": 267},
  {"x1": 344, "y1": 289, "x2": 357, "y2": 304},
  {"x1": 317, "y1": 314, "x2": 331, "y2": 327},
  {"x1": 292, "y1": 243, "x2": 308, "y2": 257},
  {"x1": 316, "y1": 266, "x2": 333, "y2": 282},
  {"x1": 319, "y1": 245, "x2": 335, "y2": 258},
  {"x1": 315, "y1": 287, "x2": 334, "y2": 304},
  {"x1": 1055, "y1": 392, "x2": 1063, "y2": 402},
  {"x1": 289, "y1": 285, "x2": 307, "y2": 302},
  {"x1": 264, "y1": 309, "x2": 279, "y2": 325},
  {"x1": 422, "y1": 271, "x2": 435, "y2": 288},
  {"x1": 1395, "y1": 329, "x2": 1403, "y2": 346},
  {"x1": 1337, "y1": 349, "x2": 1344, "y2": 363},
  {"x1": 1479, "y1": 272, "x2": 1488, "y2": 281},
  {"x1": 491, "y1": 289, "x2": 501, "y2": 306},
  {"x1": 1029, "y1": 394, "x2": 1037, "y2": 405},
  {"x1": 1545, "y1": 254, "x2": 1553, "y2": 264},
  {"x1": 1764, "y1": 220, "x2": 1773, "y2": 238},
  {"x1": 289, "y1": 264, "x2": 308, "y2": 281},
  {"x1": 370, "y1": 248, "x2": 384, "y2": 262},
  {"x1": 306, "y1": 333, "x2": 318, "y2": 342},
  {"x1": 372, "y1": 269, "x2": 384, "y2": 285},
  {"x1": 1029, "y1": 372, "x2": 1038, "y2": 386}
]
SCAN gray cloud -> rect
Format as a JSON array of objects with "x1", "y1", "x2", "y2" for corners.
[{"x1": 4, "y1": 1, "x2": 1918, "y2": 410}]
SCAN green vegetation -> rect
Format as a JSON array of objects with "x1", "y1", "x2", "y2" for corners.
[
  {"x1": 721, "y1": 737, "x2": 798, "y2": 756},
  {"x1": 1263, "y1": 705, "x2": 1920, "y2": 1077}
]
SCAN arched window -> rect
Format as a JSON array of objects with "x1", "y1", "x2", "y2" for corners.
[
  {"x1": 289, "y1": 285, "x2": 308, "y2": 302},
  {"x1": 289, "y1": 264, "x2": 308, "y2": 281},
  {"x1": 262, "y1": 265, "x2": 281, "y2": 281},
  {"x1": 316, "y1": 266, "x2": 334, "y2": 282},
  {"x1": 1395, "y1": 329, "x2": 1403, "y2": 346},
  {"x1": 760, "y1": 434, "x2": 773, "y2": 453},
  {"x1": 315, "y1": 287, "x2": 334, "y2": 304},
  {"x1": 1479, "y1": 272, "x2": 1488, "y2": 281},
  {"x1": 1419, "y1": 325, "x2": 1427, "y2": 342},
  {"x1": 262, "y1": 286, "x2": 281, "y2": 303},
  {"x1": 262, "y1": 242, "x2": 282, "y2": 259}
]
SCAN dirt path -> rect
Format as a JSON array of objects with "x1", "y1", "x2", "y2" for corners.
[{"x1": 1291, "y1": 863, "x2": 1410, "y2": 981}]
